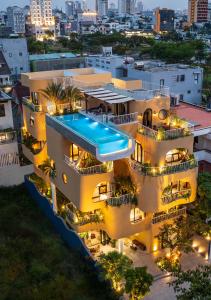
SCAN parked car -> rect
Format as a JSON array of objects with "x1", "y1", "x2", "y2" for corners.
[{"x1": 132, "y1": 239, "x2": 146, "y2": 251}]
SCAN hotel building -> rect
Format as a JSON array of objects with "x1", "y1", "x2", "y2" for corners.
[
  {"x1": 20, "y1": 68, "x2": 198, "y2": 253},
  {"x1": 30, "y1": 0, "x2": 55, "y2": 40}
]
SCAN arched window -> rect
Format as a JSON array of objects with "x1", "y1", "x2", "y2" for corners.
[{"x1": 132, "y1": 142, "x2": 143, "y2": 163}]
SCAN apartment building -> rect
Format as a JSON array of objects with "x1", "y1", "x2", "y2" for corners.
[
  {"x1": 128, "y1": 61, "x2": 203, "y2": 105},
  {"x1": 154, "y1": 8, "x2": 175, "y2": 33},
  {"x1": 7, "y1": 6, "x2": 26, "y2": 34},
  {"x1": 188, "y1": 0, "x2": 208, "y2": 24},
  {"x1": 0, "y1": 38, "x2": 29, "y2": 80},
  {"x1": 0, "y1": 90, "x2": 33, "y2": 186},
  {"x1": 20, "y1": 67, "x2": 198, "y2": 253}
]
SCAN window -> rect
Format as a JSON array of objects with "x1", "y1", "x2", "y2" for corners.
[
  {"x1": 194, "y1": 73, "x2": 200, "y2": 84},
  {"x1": 9, "y1": 53, "x2": 12, "y2": 57},
  {"x1": 0, "y1": 104, "x2": 5, "y2": 117},
  {"x1": 158, "y1": 109, "x2": 168, "y2": 120},
  {"x1": 187, "y1": 90, "x2": 191, "y2": 94},
  {"x1": 132, "y1": 142, "x2": 143, "y2": 163},
  {"x1": 70, "y1": 143, "x2": 81, "y2": 162},
  {"x1": 177, "y1": 75, "x2": 185, "y2": 82},
  {"x1": 99, "y1": 184, "x2": 107, "y2": 195},
  {"x1": 160, "y1": 79, "x2": 165, "y2": 88},
  {"x1": 30, "y1": 116, "x2": 34, "y2": 126},
  {"x1": 130, "y1": 208, "x2": 144, "y2": 223},
  {"x1": 19, "y1": 52, "x2": 22, "y2": 56},
  {"x1": 62, "y1": 173, "x2": 68, "y2": 184},
  {"x1": 179, "y1": 94, "x2": 184, "y2": 100}
]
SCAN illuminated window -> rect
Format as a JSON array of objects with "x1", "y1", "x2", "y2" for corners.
[
  {"x1": 132, "y1": 142, "x2": 143, "y2": 163},
  {"x1": 62, "y1": 173, "x2": 68, "y2": 184},
  {"x1": 70, "y1": 143, "x2": 81, "y2": 162},
  {"x1": 30, "y1": 116, "x2": 35, "y2": 126},
  {"x1": 130, "y1": 208, "x2": 144, "y2": 223},
  {"x1": 99, "y1": 184, "x2": 107, "y2": 195}
]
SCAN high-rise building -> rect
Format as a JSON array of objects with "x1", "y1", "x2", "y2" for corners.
[
  {"x1": 188, "y1": 0, "x2": 208, "y2": 24},
  {"x1": 30, "y1": 0, "x2": 55, "y2": 40},
  {"x1": 136, "y1": 1, "x2": 144, "y2": 13},
  {"x1": 118, "y1": 0, "x2": 136, "y2": 15},
  {"x1": 65, "y1": 1, "x2": 75, "y2": 17},
  {"x1": 7, "y1": 6, "x2": 26, "y2": 34},
  {"x1": 154, "y1": 8, "x2": 175, "y2": 32},
  {"x1": 96, "y1": 0, "x2": 108, "y2": 16}
]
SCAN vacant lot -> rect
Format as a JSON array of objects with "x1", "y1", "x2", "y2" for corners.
[{"x1": 0, "y1": 185, "x2": 117, "y2": 300}]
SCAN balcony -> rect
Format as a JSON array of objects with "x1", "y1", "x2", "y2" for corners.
[
  {"x1": 130, "y1": 159, "x2": 198, "y2": 177},
  {"x1": 64, "y1": 155, "x2": 113, "y2": 175},
  {"x1": 152, "y1": 207, "x2": 186, "y2": 224},
  {"x1": 106, "y1": 193, "x2": 136, "y2": 207},
  {"x1": 22, "y1": 96, "x2": 43, "y2": 112},
  {"x1": 65, "y1": 204, "x2": 104, "y2": 226},
  {"x1": 81, "y1": 111, "x2": 138, "y2": 126},
  {"x1": 0, "y1": 130, "x2": 16, "y2": 144},
  {"x1": 138, "y1": 123, "x2": 193, "y2": 141},
  {"x1": 162, "y1": 189, "x2": 191, "y2": 205}
]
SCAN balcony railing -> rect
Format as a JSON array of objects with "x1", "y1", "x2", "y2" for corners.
[
  {"x1": 0, "y1": 152, "x2": 19, "y2": 168},
  {"x1": 152, "y1": 207, "x2": 186, "y2": 224},
  {"x1": 138, "y1": 124, "x2": 193, "y2": 141},
  {"x1": 162, "y1": 189, "x2": 191, "y2": 204},
  {"x1": 108, "y1": 112, "x2": 138, "y2": 125},
  {"x1": 64, "y1": 155, "x2": 113, "y2": 175},
  {"x1": 130, "y1": 159, "x2": 198, "y2": 177},
  {"x1": 0, "y1": 130, "x2": 16, "y2": 144},
  {"x1": 22, "y1": 96, "x2": 43, "y2": 112},
  {"x1": 66, "y1": 206, "x2": 104, "y2": 226},
  {"x1": 106, "y1": 193, "x2": 135, "y2": 207}
]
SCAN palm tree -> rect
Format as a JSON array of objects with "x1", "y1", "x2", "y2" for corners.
[
  {"x1": 39, "y1": 82, "x2": 65, "y2": 113},
  {"x1": 39, "y1": 158, "x2": 56, "y2": 178},
  {"x1": 64, "y1": 86, "x2": 82, "y2": 112}
]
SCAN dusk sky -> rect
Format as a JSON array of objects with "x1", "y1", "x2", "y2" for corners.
[{"x1": 2, "y1": 0, "x2": 187, "y2": 11}]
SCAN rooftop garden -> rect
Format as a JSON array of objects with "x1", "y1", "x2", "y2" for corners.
[{"x1": 0, "y1": 185, "x2": 117, "y2": 300}]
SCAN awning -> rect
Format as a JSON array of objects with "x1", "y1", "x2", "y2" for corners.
[{"x1": 84, "y1": 87, "x2": 134, "y2": 104}]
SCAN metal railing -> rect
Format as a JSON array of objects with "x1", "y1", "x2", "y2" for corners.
[
  {"x1": 64, "y1": 155, "x2": 113, "y2": 175},
  {"x1": 106, "y1": 193, "x2": 135, "y2": 206},
  {"x1": 108, "y1": 112, "x2": 138, "y2": 125},
  {"x1": 0, "y1": 152, "x2": 20, "y2": 168},
  {"x1": 152, "y1": 207, "x2": 186, "y2": 224},
  {"x1": 105, "y1": 82, "x2": 170, "y2": 100},
  {"x1": 130, "y1": 159, "x2": 198, "y2": 177},
  {"x1": 138, "y1": 124, "x2": 193, "y2": 141},
  {"x1": 22, "y1": 96, "x2": 43, "y2": 112},
  {"x1": 162, "y1": 189, "x2": 191, "y2": 204},
  {"x1": 0, "y1": 130, "x2": 16, "y2": 144}
]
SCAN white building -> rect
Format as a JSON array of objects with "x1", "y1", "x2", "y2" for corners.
[
  {"x1": 128, "y1": 61, "x2": 203, "y2": 105},
  {"x1": 7, "y1": 6, "x2": 26, "y2": 34},
  {"x1": 0, "y1": 91, "x2": 33, "y2": 186},
  {"x1": 0, "y1": 38, "x2": 29, "y2": 80},
  {"x1": 30, "y1": 0, "x2": 55, "y2": 40}
]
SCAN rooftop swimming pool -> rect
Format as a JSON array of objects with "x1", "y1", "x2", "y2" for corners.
[{"x1": 52, "y1": 113, "x2": 134, "y2": 161}]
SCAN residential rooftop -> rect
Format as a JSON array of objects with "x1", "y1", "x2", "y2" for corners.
[
  {"x1": 29, "y1": 52, "x2": 76, "y2": 61},
  {"x1": 133, "y1": 60, "x2": 202, "y2": 72},
  {"x1": 173, "y1": 102, "x2": 211, "y2": 131}
]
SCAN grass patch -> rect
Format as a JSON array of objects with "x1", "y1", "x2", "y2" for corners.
[{"x1": 0, "y1": 185, "x2": 117, "y2": 300}]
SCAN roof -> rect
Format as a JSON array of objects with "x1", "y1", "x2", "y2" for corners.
[
  {"x1": 0, "y1": 50, "x2": 10, "y2": 76},
  {"x1": 29, "y1": 52, "x2": 76, "y2": 61},
  {"x1": 173, "y1": 102, "x2": 211, "y2": 130}
]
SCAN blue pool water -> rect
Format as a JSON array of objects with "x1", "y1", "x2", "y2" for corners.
[{"x1": 55, "y1": 113, "x2": 129, "y2": 155}]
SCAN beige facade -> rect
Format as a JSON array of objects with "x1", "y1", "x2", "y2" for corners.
[{"x1": 20, "y1": 68, "x2": 198, "y2": 252}]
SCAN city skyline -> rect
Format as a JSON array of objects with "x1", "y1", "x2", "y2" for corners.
[{"x1": 2, "y1": 0, "x2": 188, "y2": 11}]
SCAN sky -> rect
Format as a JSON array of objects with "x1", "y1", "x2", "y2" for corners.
[{"x1": 1, "y1": 0, "x2": 187, "y2": 11}]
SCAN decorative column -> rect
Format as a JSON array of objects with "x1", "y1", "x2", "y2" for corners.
[
  {"x1": 117, "y1": 239, "x2": 124, "y2": 253},
  {"x1": 51, "y1": 181, "x2": 57, "y2": 214}
]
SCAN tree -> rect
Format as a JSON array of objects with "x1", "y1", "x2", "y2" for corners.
[
  {"x1": 40, "y1": 82, "x2": 65, "y2": 113},
  {"x1": 156, "y1": 216, "x2": 194, "y2": 256},
  {"x1": 170, "y1": 265, "x2": 211, "y2": 300},
  {"x1": 125, "y1": 267, "x2": 153, "y2": 300},
  {"x1": 98, "y1": 251, "x2": 133, "y2": 291},
  {"x1": 64, "y1": 85, "x2": 82, "y2": 112},
  {"x1": 39, "y1": 158, "x2": 56, "y2": 179},
  {"x1": 198, "y1": 172, "x2": 211, "y2": 218}
]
